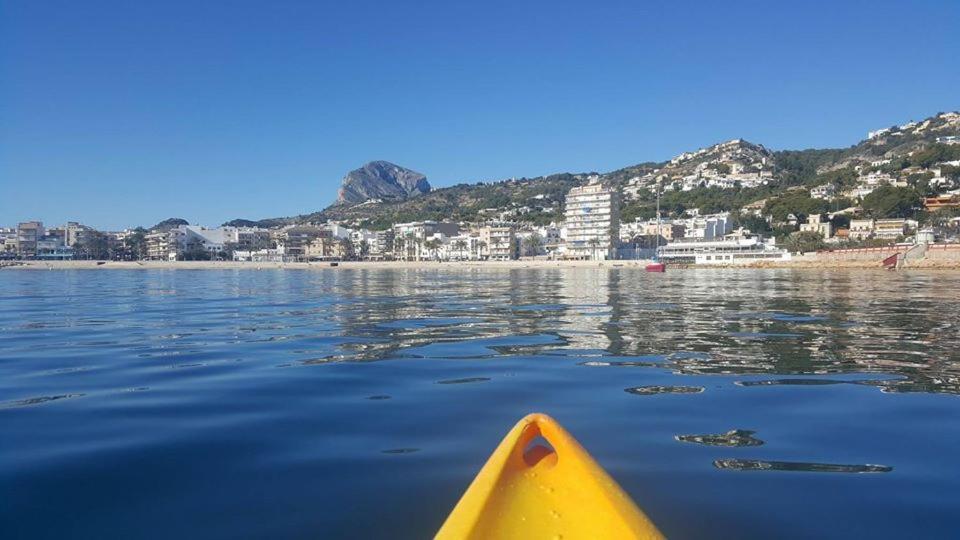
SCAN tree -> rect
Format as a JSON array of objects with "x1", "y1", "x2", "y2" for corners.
[
  {"x1": 74, "y1": 231, "x2": 110, "y2": 260},
  {"x1": 521, "y1": 233, "x2": 543, "y2": 257},
  {"x1": 736, "y1": 215, "x2": 773, "y2": 234},
  {"x1": 763, "y1": 192, "x2": 831, "y2": 224},
  {"x1": 453, "y1": 239, "x2": 468, "y2": 260},
  {"x1": 709, "y1": 163, "x2": 732, "y2": 175},
  {"x1": 829, "y1": 214, "x2": 851, "y2": 230},
  {"x1": 122, "y1": 227, "x2": 147, "y2": 260},
  {"x1": 785, "y1": 231, "x2": 825, "y2": 254},
  {"x1": 491, "y1": 239, "x2": 503, "y2": 260},
  {"x1": 588, "y1": 237, "x2": 601, "y2": 260},
  {"x1": 182, "y1": 239, "x2": 211, "y2": 261},
  {"x1": 862, "y1": 186, "x2": 920, "y2": 219},
  {"x1": 340, "y1": 238, "x2": 355, "y2": 260},
  {"x1": 393, "y1": 236, "x2": 405, "y2": 260},
  {"x1": 424, "y1": 239, "x2": 441, "y2": 260}
]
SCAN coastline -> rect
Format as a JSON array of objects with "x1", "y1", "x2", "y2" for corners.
[
  {"x1": 4, "y1": 258, "x2": 960, "y2": 270},
  {"x1": 2, "y1": 259, "x2": 652, "y2": 271}
]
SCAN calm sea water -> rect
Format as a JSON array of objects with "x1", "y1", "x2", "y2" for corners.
[{"x1": 1, "y1": 268, "x2": 958, "y2": 539}]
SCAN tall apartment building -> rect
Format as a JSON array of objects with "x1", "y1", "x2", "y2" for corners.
[{"x1": 563, "y1": 180, "x2": 620, "y2": 260}]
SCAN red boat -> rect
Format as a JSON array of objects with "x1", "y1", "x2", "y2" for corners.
[{"x1": 645, "y1": 262, "x2": 666, "y2": 272}]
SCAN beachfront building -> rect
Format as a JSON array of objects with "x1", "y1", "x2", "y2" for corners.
[
  {"x1": 0, "y1": 228, "x2": 16, "y2": 258},
  {"x1": 659, "y1": 235, "x2": 790, "y2": 265},
  {"x1": 277, "y1": 225, "x2": 325, "y2": 261},
  {"x1": 145, "y1": 230, "x2": 177, "y2": 260},
  {"x1": 16, "y1": 221, "x2": 44, "y2": 259},
  {"x1": 305, "y1": 234, "x2": 349, "y2": 260},
  {"x1": 369, "y1": 229, "x2": 395, "y2": 261},
  {"x1": 392, "y1": 221, "x2": 459, "y2": 261},
  {"x1": 478, "y1": 222, "x2": 518, "y2": 260},
  {"x1": 440, "y1": 234, "x2": 481, "y2": 261},
  {"x1": 233, "y1": 247, "x2": 286, "y2": 262},
  {"x1": 563, "y1": 179, "x2": 620, "y2": 260}
]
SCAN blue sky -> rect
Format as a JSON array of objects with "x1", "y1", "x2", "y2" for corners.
[{"x1": 2, "y1": 0, "x2": 958, "y2": 230}]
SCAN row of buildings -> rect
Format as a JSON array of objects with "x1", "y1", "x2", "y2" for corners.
[
  {"x1": 3, "y1": 177, "x2": 788, "y2": 265},
  {"x1": 1, "y1": 221, "x2": 91, "y2": 260}
]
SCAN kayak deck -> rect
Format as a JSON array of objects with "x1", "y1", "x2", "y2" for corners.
[{"x1": 436, "y1": 413, "x2": 664, "y2": 539}]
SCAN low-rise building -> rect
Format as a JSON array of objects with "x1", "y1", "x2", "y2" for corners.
[
  {"x1": 478, "y1": 222, "x2": 518, "y2": 260},
  {"x1": 799, "y1": 214, "x2": 833, "y2": 240},
  {"x1": 305, "y1": 234, "x2": 349, "y2": 260},
  {"x1": 810, "y1": 184, "x2": 837, "y2": 200},
  {"x1": 924, "y1": 195, "x2": 960, "y2": 211},
  {"x1": 659, "y1": 235, "x2": 790, "y2": 265},
  {"x1": 233, "y1": 247, "x2": 286, "y2": 262},
  {"x1": 678, "y1": 212, "x2": 732, "y2": 240},
  {"x1": 392, "y1": 221, "x2": 459, "y2": 261},
  {"x1": 874, "y1": 218, "x2": 908, "y2": 240},
  {"x1": 848, "y1": 218, "x2": 876, "y2": 241},
  {"x1": 278, "y1": 225, "x2": 326, "y2": 261}
]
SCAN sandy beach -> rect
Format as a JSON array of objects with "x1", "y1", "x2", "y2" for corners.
[
  {"x1": 5, "y1": 257, "x2": 960, "y2": 270},
  {"x1": 2, "y1": 259, "x2": 657, "y2": 271}
]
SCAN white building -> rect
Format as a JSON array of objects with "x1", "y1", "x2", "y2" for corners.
[
  {"x1": 659, "y1": 235, "x2": 790, "y2": 265},
  {"x1": 799, "y1": 214, "x2": 833, "y2": 240},
  {"x1": 810, "y1": 184, "x2": 837, "y2": 200},
  {"x1": 678, "y1": 212, "x2": 732, "y2": 240},
  {"x1": 563, "y1": 180, "x2": 620, "y2": 260}
]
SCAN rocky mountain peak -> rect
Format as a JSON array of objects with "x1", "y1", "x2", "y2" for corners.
[{"x1": 336, "y1": 161, "x2": 430, "y2": 205}]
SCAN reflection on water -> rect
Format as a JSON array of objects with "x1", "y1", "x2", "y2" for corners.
[
  {"x1": 436, "y1": 377, "x2": 491, "y2": 385},
  {"x1": 676, "y1": 429, "x2": 764, "y2": 447},
  {"x1": 182, "y1": 267, "x2": 960, "y2": 396},
  {"x1": 714, "y1": 459, "x2": 893, "y2": 474},
  {"x1": 625, "y1": 385, "x2": 705, "y2": 395},
  {"x1": 1, "y1": 268, "x2": 959, "y2": 539}
]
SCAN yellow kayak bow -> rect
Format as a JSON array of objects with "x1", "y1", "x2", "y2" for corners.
[{"x1": 436, "y1": 413, "x2": 664, "y2": 539}]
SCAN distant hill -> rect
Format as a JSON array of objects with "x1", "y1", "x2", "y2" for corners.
[
  {"x1": 232, "y1": 111, "x2": 960, "y2": 229},
  {"x1": 150, "y1": 218, "x2": 189, "y2": 231}
]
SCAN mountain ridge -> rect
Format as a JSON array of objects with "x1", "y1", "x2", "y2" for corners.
[{"x1": 229, "y1": 111, "x2": 960, "y2": 229}]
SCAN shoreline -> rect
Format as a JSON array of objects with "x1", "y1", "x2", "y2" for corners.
[{"x1": 4, "y1": 258, "x2": 960, "y2": 270}]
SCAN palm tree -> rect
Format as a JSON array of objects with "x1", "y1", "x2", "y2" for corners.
[
  {"x1": 477, "y1": 241, "x2": 487, "y2": 260},
  {"x1": 340, "y1": 238, "x2": 355, "y2": 260},
  {"x1": 491, "y1": 239, "x2": 503, "y2": 260},
  {"x1": 424, "y1": 239, "x2": 440, "y2": 261},
  {"x1": 453, "y1": 239, "x2": 468, "y2": 260},
  {"x1": 588, "y1": 237, "x2": 601, "y2": 261},
  {"x1": 413, "y1": 236, "x2": 424, "y2": 261},
  {"x1": 522, "y1": 233, "x2": 543, "y2": 257},
  {"x1": 393, "y1": 236, "x2": 405, "y2": 261},
  {"x1": 403, "y1": 233, "x2": 418, "y2": 261}
]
